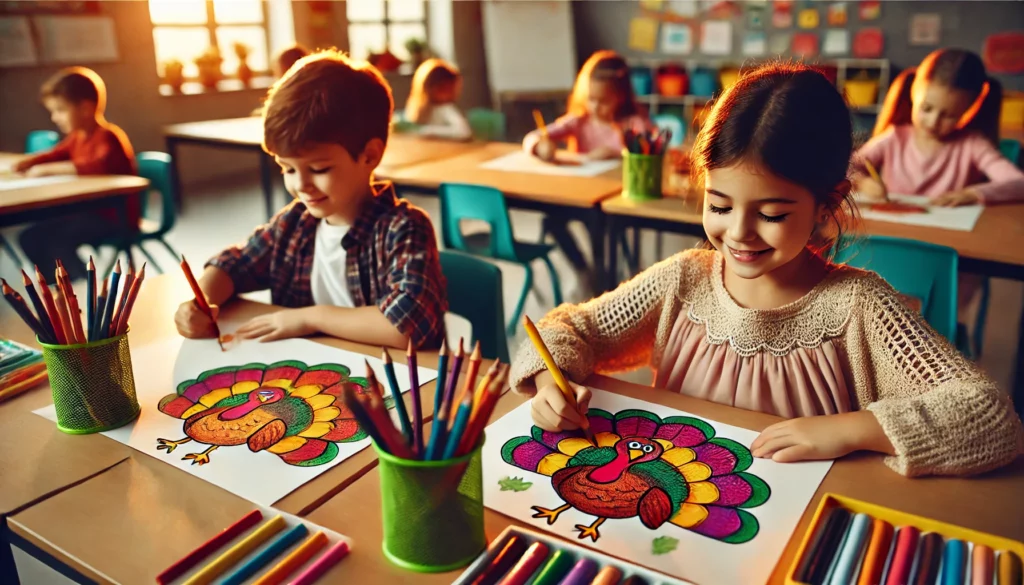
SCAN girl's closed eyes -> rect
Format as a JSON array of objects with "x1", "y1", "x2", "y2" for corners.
[{"x1": 705, "y1": 202, "x2": 790, "y2": 223}]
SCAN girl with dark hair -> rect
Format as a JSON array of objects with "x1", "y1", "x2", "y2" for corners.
[
  {"x1": 510, "y1": 63, "x2": 1022, "y2": 478},
  {"x1": 856, "y1": 48, "x2": 1024, "y2": 207}
]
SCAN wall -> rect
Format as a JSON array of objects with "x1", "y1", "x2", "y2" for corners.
[{"x1": 573, "y1": 1, "x2": 1024, "y2": 92}]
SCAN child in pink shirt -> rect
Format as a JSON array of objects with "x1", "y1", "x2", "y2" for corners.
[
  {"x1": 523, "y1": 50, "x2": 650, "y2": 294},
  {"x1": 854, "y1": 48, "x2": 1024, "y2": 206}
]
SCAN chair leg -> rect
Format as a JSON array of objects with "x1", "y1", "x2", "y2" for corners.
[
  {"x1": 541, "y1": 255, "x2": 563, "y2": 308},
  {"x1": 507, "y1": 264, "x2": 534, "y2": 335},
  {"x1": 136, "y1": 243, "x2": 164, "y2": 274},
  {"x1": 973, "y1": 277, "x2": 991, "y2": 358},
  {"x1": 159, "y1": 238, "x2": 181, "y2": 263},
  {"x1": 0, "y1": 234, "x2": 24, "y2": 267}
]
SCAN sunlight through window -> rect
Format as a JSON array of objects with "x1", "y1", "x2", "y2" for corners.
[{"x1": 347, "y1": 0, "x2": 427, "y2": 61}]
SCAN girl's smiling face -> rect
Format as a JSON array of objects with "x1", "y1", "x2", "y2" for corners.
[{"x1": 703, "y1": 162, "x2": 824, "y2": 282}]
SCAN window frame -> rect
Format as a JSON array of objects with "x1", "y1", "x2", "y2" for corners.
[
  {"x1": 150, "y1": 0, "x2": 272, "y2": 81},
  {"x1": 346, "y1": 0, "x2": 428, "y2": 61}
]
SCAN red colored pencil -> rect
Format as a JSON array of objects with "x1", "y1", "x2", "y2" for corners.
[
  {"x1": 52, "y1": 288, "x2": 75, "y2": 347},
  {"x1": 450, "y1": 341, "x2": 482, "y2": 421},
  {"x1": 180, "y1": 255, "x2": 223, "y2": 350},
  {"x1": 458, "y1": 363, "x2": 507, "y2": 455},
  {"x1": 155, "y1": 509, "x2": 263, "y2": 584},
  {"x1": 111, "y1": 267, "x2": 135, "y2": 336},
  {"x1": 34, "y1": 265, "x2": 66, "y2": 345},
  {"x1": 56, "y1": 265, "x2": 84, "y2": 344},
  {"x1": 21, "y1": 269, "x2": 56, "y2": 343},
  {"x1": 114, "y1": 263, "x2": 146, "y2": 335}
]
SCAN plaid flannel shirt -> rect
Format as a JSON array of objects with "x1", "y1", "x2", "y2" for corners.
[{"x1": 209, "y1": 182, "x2": 447, "y2": 348}]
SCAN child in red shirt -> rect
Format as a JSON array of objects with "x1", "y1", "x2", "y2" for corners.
[{"x1": 14, "y1": 67, "x2": 138, "y2": 281}]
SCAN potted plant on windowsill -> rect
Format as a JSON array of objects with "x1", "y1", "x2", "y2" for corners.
[
  {"x1": 233, "y1": 42, "x2": 253, "y2": 87},
  {"x1": 195, "y1": 47, "x2": 223, "y2": 90},
  {"x1": 162, "y1": 59, "x2": 184, "y2": 93},
  {"x1": 404, "y1": 37, "x2": 429, "y2": 67}
]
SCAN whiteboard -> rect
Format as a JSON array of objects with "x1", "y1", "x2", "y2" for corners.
[{"x1": 482, "y1": 0, "x2": 578, "y2": 94}]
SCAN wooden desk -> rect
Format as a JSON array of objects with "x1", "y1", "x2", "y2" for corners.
[
  {"x1": 0, "y1": 153, "x2": 149, "y2": 229},
  {"x1": 304, "y1": 375, "x2": 1024, "y2": 584},
  {"x1": 163, "y1": 117, "x2": 482, "y2": 219},
  {"x1": 383, "y1": 142, "x2": 625, "y2": 290},
  {"x1": 601, "y1": 195, "x2": 1024, "y2": 414}
]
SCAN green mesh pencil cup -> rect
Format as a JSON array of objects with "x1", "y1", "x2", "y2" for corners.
[
  {"x1": 39, "y1": 329, "x2": 140, "y2": 434},
  {"x1": 375, "y1": 435, "x2": 486, "y2": 572},
  {"x1": 622, "y1": 152, "x2": 664, "y2": 201}
]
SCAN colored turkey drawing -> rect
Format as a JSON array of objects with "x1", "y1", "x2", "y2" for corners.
[
  {"x1": 500, "y1": 408, "x2": 770, "y2": 544},
  {"x1": 156, "y1": 361, "x2": 371, "y2": 467}
]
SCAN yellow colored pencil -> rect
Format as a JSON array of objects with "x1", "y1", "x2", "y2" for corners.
[
  {"x1": 863, "y1": 159, "x2": 889, "y2": 201},
  {"x1": 182, "y1": 515, "x2": 287, "y2": 585},
  {"x1": 532, "y1": 109, "x2": 549, "y2": 139},
  {"x1": 522, "y1": 315, "x2": 594, "y2": 443},
  {"x1": 251, "y1": 531, "x2": 328, "y2": 585}
]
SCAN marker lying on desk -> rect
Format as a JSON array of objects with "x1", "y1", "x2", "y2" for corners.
[
  {"x1": 288, "y1": 539, "x2": 351, "y2": 585},
  {"x1": 156, "y1": 509, "x2": 263, "y2": 584},
  {"x1": 220, "y1": 522, "x2": 307, "y2": 585},
  {"x1": 522, "y1": 315, "x2": 595, "y2": 445},
  {"x1": 251, "y1": 530, "x2": 327, "y2": 585},
  {"x1": 182, "y1": 515, "x2": 286, "y2": 585}
]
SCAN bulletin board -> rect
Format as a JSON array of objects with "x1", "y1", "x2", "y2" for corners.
[{"x1": 481, "y1": 0, "x2": 578, "y2": 95}]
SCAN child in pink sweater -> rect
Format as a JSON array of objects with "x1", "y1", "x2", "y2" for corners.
[
  {"x1": 513, "y1": 63, "x2": 1023, "y2": 478},
  {"x1": 523, "y1": 51, "x2": 650, "y2": 293},
  {"x1": 854, "y1": 48, "x2": 1024, "y2": 206}
]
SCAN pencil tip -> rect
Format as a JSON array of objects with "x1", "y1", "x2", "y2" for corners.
[
  {"x1": 406, "y1": 337, "x2": 414, "y2": 354},
  {"x1": 114, "y1": 259, "x2": 121, "y2": 272},
  {"x1": 440, "y1": 338, "x2": 447, "y2": 352},
  {"x1": 381, "y1": 347, "x2": 392, "y2": 362}
]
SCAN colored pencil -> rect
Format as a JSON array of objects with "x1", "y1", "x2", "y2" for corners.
[
  {"x1": 361, "y1": 389, "x2": 414, "y2": 459},
  {"x1": 442, "y1": 338, "x2": 465, "y2": 414},
  {"x1": 2, "y1": 279, "x2": 52, "y2": 343},
  {"x1": 92, "y1": 278, "x2": 108, "y2": 342},
  {"x1": 998, "y1": 550, "x2": 1023, "y2": 585},
  {"x1": 34, "y1": 265, "x2": 66, "y2": 345},
  {"x1": 180, "y1": 255, "x2": 223, "y2": 350},
  {"x1": 797, "y1": 506, "x2": 851, "y2": 585},
  {"x1": 470, "y1": 361, "x2": 500, "y2": 420},
  {"x1": 883, "y1": 525, "x2": 920, "y2": 585},
  {"x1": 433, "y1": 339, "x2": 449, "y2": 422},
  {"x1": 973, "y1": 544, "x2": 994, "y2": 585},
  {"x1": 114, "y1": 262, "x2": 145, "y2": 335},
  {"x1": 856, "y1": 518, "x2": 894, "y2": 585},
  {"x1": 591, "y1": 565, "x2": 624, "y2": 585},
  {"x1": 56, "y1": 265, "x2": 84, "y2": 344},
  {"x1": 51, "y1": 288, "x2": 74, "y2": 347},
  {"x1": 111, "y1": 266, "x2": 134, "y2": 336},
  {"x1": 864, "y1": 159, "x2": 886, "y2": 191},
  {"x1": 425, "y1": 396, "x2": 451, "y2": 460},
  {"x1": 86, "y1": 256, "x2": 96, "y2": 341},
  {"x1": 526, "y1": 548, "x2": 573, "y2": 585},
  {"x1": 828, "y1": 513, "x2": 872, "y2": 585},
  {"x1": 458, "y1": 363, "x2": 506, "y2": 455},
  {"x1": 156, "y1": 509, "x2": 263, "y2": 584},
  {"x1": 532, "y1": 109, "x2": 549, "y2": 139},
  {"x1": 939, "y1": 539, "x2": 966, "y2": 585},
  {"x1": 288, "y1": 539, "x2": 351, "y2": 585},
  {"x1": 522, "y1": 316, "x2": 595, "y2": 445},
  {"x1": 251, "y1": 531, "x2": 327, "y2": 585},
  {"x1": 381, "y1": 350, "x2": 413, "y2": 445},
  {"x1": 495, "y1": 541, "x2": 549, "y2": 585},
  {"x1": 471, "y1": 535, "x2": 527, "y2": 585},
  {"x1": 407, "y1": 338, "x2": 424, "y2": 456},
  {"x1": 443, "y1": 390, "x2": 474, "y2": 459},
  {"x1": 450, "y1": 341, "x2": 482, "y2": 421},
  {"x1": 99, "y1": 260, "x2": 121, "y2": 341},
  {"x1": 21, "y1": 270, "x2": 56, "y2": 343},
  {"x1": 341, "y1": 384, "x2": 390, "y2": 453},
  {"x1": 559, "y1": 558, "x2": 599, "y2": 585},
  {"x1": 182, "y1": 515, "x2": 286, "y2": 585},
  {"x1": 220, "y1": 523, "x2": 307, "y2": 585}
]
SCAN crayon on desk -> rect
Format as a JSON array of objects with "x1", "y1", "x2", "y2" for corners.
[
  {"x1": 251, "y1": 530, "x2": 327, "y2": 585},
  {"x1": 529, "y1": 548, "x2": 574, "y2": 585},
  {"x1": 156, "y1": 509, "x2": 263, "y2": 584},
  {"x1": 940, "y1": 539, "x2": 966, "y2": 585},
  {"x1": 182, "y1": 514, "x2": 286, "y2": 585},
  {"x1": 796, "y1": 506, "x2": 851, "y2": 585},
  {"x1": 590, "y1": 565, "x2": 624, "y2": 585},
  {"x1": 909, "y1": 532, "x2": 942, "y2": 585},
  {"x1": 289, "y1": 539, "x2": 351, "y2": 585},
  {"x1": 857, "y1": 518, "x2": 894, "y2": 585},
  {"x1": 472, "y1": 535, "x2": 527, "y2": 585},
  {"x1": 828, "y1": 512, "x2": 872, "y2": 585},
  {"x1": 559, "y1": 557, "x2": 598, "y2": 585},
  {"x1": 998, "y1": 549, "x2": 1023, "y2": 585},
  {"x1": 495, "y1": 541, "x2": 548, "y2": 585},
  {"x1": 621, "y1": 575, "x2": 649, "y2": 585},
  {"x1": 974, "y1": 544, "x2": 995, "y2": 585},
  {"x1": 883, "y1": 525, "x2": 920, "y2": 585},
  {"x1": 219, "y1": 523, "x2": 307, "y2": 585}
]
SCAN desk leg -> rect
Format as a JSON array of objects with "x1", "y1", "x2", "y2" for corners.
[
  {"x1": 607, "y1": 215, "x2": 621, "y2": 287},
  {"x1": 165, "y1": 136, "x2": 183, "y2": 213},
  {"x1": 0, "y1": 520, "x2": 16, "y2": 585},
  {"x1": 1014, "y1": 296, "x2": 1024, "y2": 417},
  {"x1": 585, "y1": 209, "x2": 608, "y2": 293},
  {"x1": 259, "y1": 153, "x2": 275, "y2": 219}
]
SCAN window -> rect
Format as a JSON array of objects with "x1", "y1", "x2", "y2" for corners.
[
  {"x1": 347, "y1": 0, "x2": 427, "y2": 62},
  {"x1": 150, "y1": 0, "x2": 270, "y2": 81}
]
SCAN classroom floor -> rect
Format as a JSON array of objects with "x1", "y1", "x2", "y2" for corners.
[{"x1": 1, "y1": 174, "x2": 1021, "y2": 394}]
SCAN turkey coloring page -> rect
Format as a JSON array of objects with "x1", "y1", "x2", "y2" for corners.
[
  {"x1": 35, "y1": 336, "x2": 437, "y2": 506},
  {"x1": 481, "y1": 390, "x2": 832, "y2": 585}
]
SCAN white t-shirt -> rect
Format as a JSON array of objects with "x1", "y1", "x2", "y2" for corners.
[
  {"x1": 418, "y1": 103, "x2": 473, "y2": 141},
  {"x1": 310, "y1": 219, "x2": 355, "y2": 308}
]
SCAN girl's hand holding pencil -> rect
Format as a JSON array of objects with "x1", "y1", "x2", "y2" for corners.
[{"x1": 529, "y1": 370, "x2": 592, "y2": 432}]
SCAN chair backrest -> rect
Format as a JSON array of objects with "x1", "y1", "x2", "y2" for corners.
[
  {"x1": 440, "y1": 250, "x2": 510, "y2": 362},
  {"x1": 652, "y1": 113, "x2": 685, "y2": 147},
  {"x1": 439, "y1": 183, "x2": 520, "y2": 262},
  {"x1": 832, "y1": 235, "x2": 958, "y2": 342},
  {"x1": 467, "y1": 108, "x2": 507, "y2": 141},
  {"x1": 25, "y1": 130, "x2": 60, "y2": 154},
  {"x1": 999, "y1": 138, "x2": 1022, "y2": 167},
  {"x1": 135, "y1": 151, "x2": 176, "y2": 235}
]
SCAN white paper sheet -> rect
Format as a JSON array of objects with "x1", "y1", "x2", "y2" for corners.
[
  {"x1": 165, "y1": 504, "x2": 352, "y2": 585},
  {"x1": 0, "y1": 175, "x2": 76, "y2": 191},
  {"x1": 478, "y1": 151, "x2": 621, "y2": 178},
  {"x1": 36, "y1": 336, "x2": 437, "y2": 506},
  {"x1": 482, "y1": 390, "x2": 832, "y2": 585},
  {"x1": 855, "y1": 193, "x2": 984, "y2": 231}
]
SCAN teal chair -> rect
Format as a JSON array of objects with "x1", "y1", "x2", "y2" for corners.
[
  {"x1": 440, "y1": 250, "x2": 510, "y2": 362},
  {"x1": 652, "y1": 113, "x2": 685, "y2": 147},
  {"x1": 999, "y1": 138, "x2": 1021, "y2": 166},
  {"x1": 25, "y1": 130, "x2": 60, "y2": 154},
  {"x1": 439, "y1": 183, "x2": 562, "y2": 335},
  {"x1": 833, "y1": 235, "x2": 959, "y2": 346},
  {"x1": 467, "y1": 109, "x2": 506, "y2": 141},
  {"x1": 97, "y1": 152, "x2": 179, "y2": 275}
]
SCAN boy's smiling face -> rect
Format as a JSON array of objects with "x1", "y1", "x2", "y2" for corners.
[{"x1": 275, "y1": 139, "x2": 383, "y2": 226}]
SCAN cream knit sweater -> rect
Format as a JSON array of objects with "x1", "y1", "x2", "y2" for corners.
[{"x1": 511, "y1": 249, "x2": 1024, "y2": 477}]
